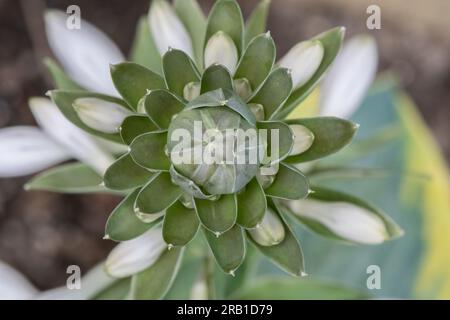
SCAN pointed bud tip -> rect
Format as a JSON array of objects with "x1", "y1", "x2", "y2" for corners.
[{"x1": 103, "y1": 234, "x2": 110, "y2": 240}]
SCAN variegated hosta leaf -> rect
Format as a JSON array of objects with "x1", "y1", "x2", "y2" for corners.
[
  {"x1": 203, "y1": 225, "x2": 245, "y2": 275},
  {"x1": 148, "y1": 0, "x2": 194, "y2": 58},
  {"x1": 248, "y1": 207, "x2": 285, "y2": 246},
  {"x1": 204, "y1": 31, "x2": 238, "y2": 74},
  {"x1": 163, "y1": 201, "x2": 199, "y2": 246},
  {"x1": 194, "y1": 194, "x2": 237, "y2": 234},
  {"x1": 201, "y1": 64, "x2": 233, "y2": 94},
  {"x1": 162, "y1": 49, "x2": 200, "y2": 97},
  {"x1": 44, "y1": 58, "x2": 85, "y2": 91},
  {"x1": 135, "y1": 172, "x2": 183, "y2": 214},
  {"x1": 25, "y1": 162, "x2": 105, "y2": 194},
  {"x1": 265, "y1": 163, "x2": 309, "y2": 200},
  {"x1": 205, "y1": 0, "x2": 244, "y2": 55},
  {"x1": 142, "y1": 89, "x2": 184, "y2": 129},
  {"x1": 277, "y1": 27, "x2": 345, "y2": 119},
  {"x1": 105, "y1": 228, "x2": 167, "y2": 278},
  {"x1": 120, "y1": 115, "x2": 159, "y2": 145},
  {"x1": 278, "y1": 40, "x2": 324, "y2": 89},
  {"x1": 244, "y1": 0, "x2": 271, "y2": 45},
  {"x1": 249, "y1": 201, "x2": 304, "y2": 276},
  {"x1": 236, "y1": 178, "x2": 266, "y2": 228},
  {"x1": 73, "y1": 97, "x2": 132, "y2": 134},
  {"x1": 104, "y1": 153, "x2": 155, "y2": 191},
  {"x1": 111, "y1": 62, "x2": 165, "y2": 109},
  {"x1": 130, "y1": 246, "x2": 184, "y2": 300},
  {"x1": 285, "y1": 117, "x2": 358, "y2": 163},
  {"x1": 129, "y1": 131, "x2": 170, "y2": 171},
  {"x1": 106, "y1": 189, "x2": 163, "y2": 241},
  {"x1": 0, "y1": 126, "x2": 70, "y2": 178},
  {"x1": 280, "y1": 187, "x2": 404, "y2": 244},
  {"x1": 235, "y1": 32, "x2": 275, "y2": 92},
  {"x1": 248, "y1": 68, "x2": 293, "y2": 120},
  {"x1": 257, "y1": 121, "x2": 294, "y2": 164},
  {"x1": 289, "y1": 124, "x2": 314, "y2": 156}
]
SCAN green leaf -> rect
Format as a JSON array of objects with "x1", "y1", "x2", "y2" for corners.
[
  {"x1": 257, "y1": 121, "x2": 293, "y2": 164},
  {"x1": 130, "y1": 131, "x2": 170, "y2": 171},
  {"x1": 236, "y1": 178, "x2": 266, "y2": 228},
  {"x1": 43, "y1": 57, "x2": 84, "y2": 91},
  {"x1": 249, "y1": 200, "x2": 304, "y2": 276},
  {"x1": 106, "y1": 189, "x2": 161, "y2": 241},
  {"x1": 135, "y1": 172, "x2": 183, "y2": 214},
  {"x1": 130, "y1": 247, "x2": 184, "y2": 300},
  {"x1": 276, "y1": 27, "x2": 345, "y2": 119},
  {"x1": 204, "y1": 224, "x2": 245, "y2": 274},
  {"x1": 235, "y1": 33, "x2": 275, "y2": 91},
  {"x1": 205, "y1": 0, "x2": 244, "y2": 54},
  {"x1": 200, "y1": 64, "x2": 233, "y2": 93},
  {"x1": 163, "y1": 201, "x2": 200, "y2": 246},
  {"x1": 92, "y1": 278, "x2": 131, "y2": 300},
  {"x1": 186, "y1": 89, "x2": 256, "y2": 126},
  {"x1": 174, "y1": 0, "x2": 206, "y2": 69},
  {"x1": 49, "y1": 90, "x2": 128, "y2": 143},
  {"x1": 162, "y1": 49, "x2": 200, "y2": 97},
  {"x1": 104, "y1": 153, "x2": 154, "y2": 191},
  {"x1": 143, "y1": 89, "x2": 185, "y2": 129},
  {"x1": 285, "y1": 117, "x2": 358, "y2": 163},
  {"x1": 111, "y1": 62, "x2": 165, "y2": 109},
  {"x1": 25, "y1": 162, "x2": 104, "y2": 194},
  {"x1": 249, "y1": 68, "x2": 292, "y2": 120},
  {"x1": 120, "y1": 114, "x2": 159, "y2": 145},
  {"x1": 244, "y1": 0, "x2": 271, "y2": 45},
  {"x1": 231, "y1": 276, "x2": 367, "y2": 299},
  {"x1": 129, "y1": 16, "x2": 162, "y2": 74},
  {"x1": 265, "y1": 163, "x2": 309, "y2": 200},
  {"x1": 194, "y1": 194, "x2": 237, "y2": 234}
]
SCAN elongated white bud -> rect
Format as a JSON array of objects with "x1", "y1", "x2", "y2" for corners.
[
  {"x1": 278, "y1": 40, "x2": 324, "y2": 89},
  {"x1": 73, "y1": 98, "x2": 132, "y2": 134},
  {"x1": 183, "y1": 82, "x2": 201, "y2": 101},
  {"x1": 249, "y1": 208, "x2": 285, "y2": 246},
  {"x1": 148, "y1": 0, "x2": 194, "y2": 58},
  {"x1": 0, "y1": 261, "x2": 39, "y2": 299},
  {"x1": 289, "y1": 124, "x2": 314, "y2": 156},
  {"x1": 204, "y1": 31, "x2": 238, "y2": 74}
]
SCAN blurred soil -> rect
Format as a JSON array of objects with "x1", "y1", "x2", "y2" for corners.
[{"x1": 0, "y1": 0, "x2": 448, "y2": 289}]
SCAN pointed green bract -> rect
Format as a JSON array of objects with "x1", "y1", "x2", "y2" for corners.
[
  {"x1": 129, "y1": 16, "x2": 162, "y2": 74},
  {"x1": 25, "y1": 163, "x2": 104, "y2": 194},
  {"x1": 249, "y1": 68, "x2": 292, "y2": 120},
  {"x1": 204, "y1": 224, "x2": 245, "y2": 274},
  {"x1": 205, "y1": 0, "x2": 244, "y2": 55},
  {"x1": 249, "y1": 201, "x2": 304, "y2": 276},
  {"x1": 135, "y1": 172, "x2": 183, "y2": 214},
  {"x1": 104, "y1": 153, "x2": 154, "y2": 191},
  {"x1": 201, "y1": 64, "x2": 233, "y2": 93},
  {"x1": 130, "y1": 131, "x2": 170, "y2": 171},
  {"x1": 44, "y1": 58, "x2": 84, "y2": 91},
  {"x1": 130, "y1": 247, "x2": 183, "y2": 300},
  {"x1": 257, "y1": 121, "x2": 293, "y2": 164},
  {"x1": 276, "y1": 27, "x2": 345, "y2": 119},
  {"x1": 174, "y1": 0, "x2": 206, "y2": 69},
  {"x1": 163, "y1": 201, "x2": 199, "y2": 246},
  {"x1": 285, "y1": 117, "x2": 358, "y2": 163},
  {"x1": 106, "y1": 189, "x2": 161, "y2": 241},
  {"x1": 244, "y1": 0, "x2": 271, "y2": 45},
  {"x1": 162, "y1": 49, "x2": 200, "y2": 97},
  {"x1": 236, "y1": 178, "x2": 266, "y2": 228},
  {"x1": 143, "y1": 89, "x2": 185, "y2": 129},
  {"x1": 49, "y1": 90, "x2": 129, "y2": 143},
  {"x1": 235, "y1": 33, "x2": 275, "y2": 91},
  {"x1": 120, "y1": 114, "x2": 159, "y2": 145},
  {"x1": 111, "y1": 62, "x2": 165, "y2": 109},
  {"x1": 265, "y1": 163, "x2": 309, "y2": 200},
  {"x1": 194, "y1": 194, "x2": 237, "y2": 233}
]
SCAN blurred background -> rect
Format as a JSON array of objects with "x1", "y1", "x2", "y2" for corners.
[{"x1": 0, "y1": 0, "x2": 449, "y2": 290}]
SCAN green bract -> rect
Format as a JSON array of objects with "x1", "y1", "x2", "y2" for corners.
[{"x1": 42, "y1": 0, "x2": 403, "y2": 299}]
